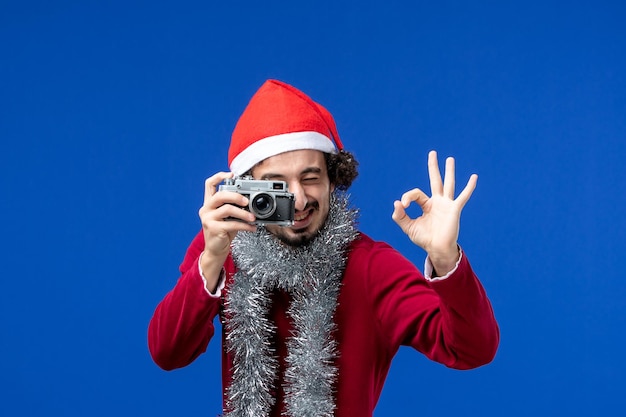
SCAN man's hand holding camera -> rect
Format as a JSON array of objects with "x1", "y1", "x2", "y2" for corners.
[
  {"x1": 392, "y1": 151, "x2": 478, "y2": 276},
  {"x1": 198, "y1": 172, "x2": 257, "y2": 292}
]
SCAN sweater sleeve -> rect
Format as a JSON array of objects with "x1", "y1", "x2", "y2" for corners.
[
  {"x1": 147, "y1": 231, "x2": 223, "y2": 371},
  {"x1": 366, "y1": 241, "x2": 499, "y2": 370}
]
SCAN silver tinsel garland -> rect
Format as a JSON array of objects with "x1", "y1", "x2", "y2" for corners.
[{"x1": 224, "y1": 193, "x2": 359, "y2": 417}]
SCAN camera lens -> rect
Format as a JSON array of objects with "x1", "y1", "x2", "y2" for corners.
[{"x1": 251, "y1": 193, "x2": 275, "y2": 219}]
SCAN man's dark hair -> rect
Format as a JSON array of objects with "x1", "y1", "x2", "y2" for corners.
[{"x1": 325, "y1": 150, "x2": 359, "y2": 191}]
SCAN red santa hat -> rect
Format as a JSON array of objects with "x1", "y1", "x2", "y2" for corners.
[{"x1": 228, "y1": 79, "x2": 344, "y2": 176}]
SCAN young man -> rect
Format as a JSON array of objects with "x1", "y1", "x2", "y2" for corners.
[{"x1": 148, "y1": 80, "x2": 499, "y2": 417}]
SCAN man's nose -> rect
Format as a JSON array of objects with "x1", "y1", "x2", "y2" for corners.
[{"x1": 290, "y1": 182, "x2": 308, "y2": 211}]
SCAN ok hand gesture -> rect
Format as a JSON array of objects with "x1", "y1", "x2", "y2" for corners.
[{"x1": 392, "y1": 151, "x2": 478, "y2": 275}]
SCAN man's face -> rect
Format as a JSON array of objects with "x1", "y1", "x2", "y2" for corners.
[{"x1": 251, "y1": 149, "x2": 333, "y2": 247}]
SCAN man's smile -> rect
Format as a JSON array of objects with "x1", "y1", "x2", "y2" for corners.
[{"x1": 292, "y1": 207, "x2": 314, "y2": 229}]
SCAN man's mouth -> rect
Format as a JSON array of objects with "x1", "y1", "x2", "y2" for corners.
[
  {"x1": 292, "y1": 208, "x2": 313, "y2": 229},
  {"x1": 294, "y1": 210, "x2": 311, "y2": 222}
]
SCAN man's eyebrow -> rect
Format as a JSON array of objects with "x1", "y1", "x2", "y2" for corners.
[
  {"x1": 259, "y1": 172, "x2": 285, "y2": 180},
  {"x1": 260, "y1": 167, "x2": 322, "y2": 180},
  {"x1": 301, "y1": 167, "x2": 322, "y2": 175}
]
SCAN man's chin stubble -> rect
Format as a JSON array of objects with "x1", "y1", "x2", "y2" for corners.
[
  {"x1": 273, "y1": 228, "x2": 317, "y2": 247},
  {"x1": 271, "y1": 210, "x2": 328, "y2": 248}
]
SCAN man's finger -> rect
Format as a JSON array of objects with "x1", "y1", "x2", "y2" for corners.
[
  {"x1": 443, "y1": 157, "x2": 456, "y2": 199},
  {"x1": 391, "y1": 200, "x2": 410, "y2": 231},
  {"x1": 204, "y1": 172, "x2": 233, "y2": 206},
  {"x1": 401, "y1": 188, "x2": 430, "y2": 210},
  {"x1": 456, "y1": 174, "x2": 478, "y2": 208},
  {"x1": 428, "y1": 150, "x2": 443, "y2": 196}
]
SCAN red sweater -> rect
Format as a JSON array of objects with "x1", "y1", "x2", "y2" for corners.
[{"x1": 148, "y1": 232, "x2": 499, "y2": 416}]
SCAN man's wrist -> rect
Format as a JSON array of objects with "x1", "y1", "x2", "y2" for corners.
[
  {"x1": 199, "y1": 251, "x2": 226, "y2": 295},
  {"x1": 428, "y1": 246, "x2": 461, "y2": 278}
]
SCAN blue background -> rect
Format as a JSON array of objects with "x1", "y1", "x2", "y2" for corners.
[{"x1": 1, "y1": 1, "x2": 625, "y2": 415}]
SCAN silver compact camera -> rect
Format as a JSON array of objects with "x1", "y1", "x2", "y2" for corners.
[{"x1": 219, "y1": 176, "x2": 295, "y2": 226}]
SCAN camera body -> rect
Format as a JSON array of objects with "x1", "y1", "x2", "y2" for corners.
[{"x1": 218, "y1": 176, "x2": 295, "y2": 226}]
